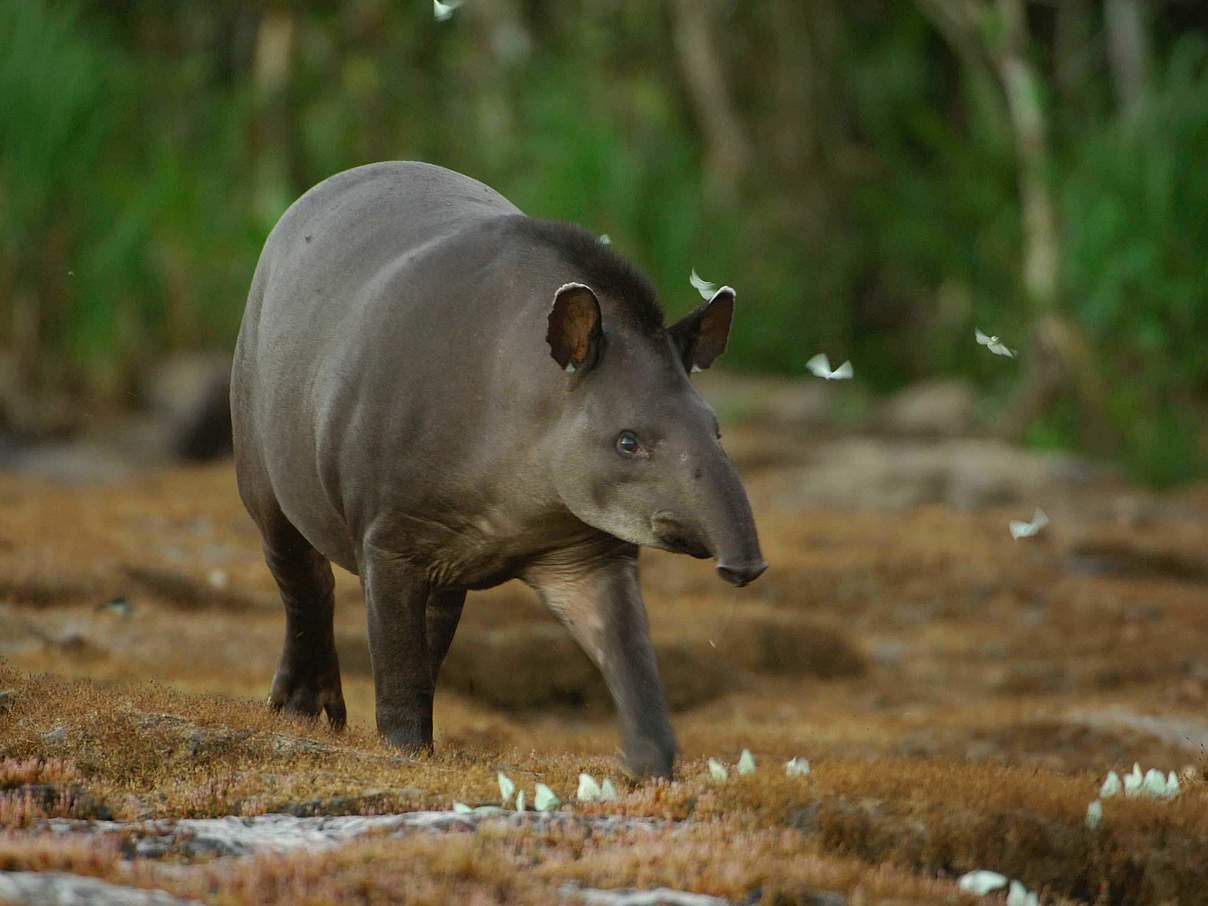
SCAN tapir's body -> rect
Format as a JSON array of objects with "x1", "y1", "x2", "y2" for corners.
[{"x1": 232, "y1": 162, "x2": 764, "y2": 776}]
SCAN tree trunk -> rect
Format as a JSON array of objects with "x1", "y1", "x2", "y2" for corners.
[
  {"x1": 1104, "y1": 0, "x2": 1151, "y2": 121},
  {"x1": 668, "y1": 0, "x2": 751, "y2": 203}
]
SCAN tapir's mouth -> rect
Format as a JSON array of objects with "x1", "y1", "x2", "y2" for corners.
[
  {"x1": 650, "y1": 512, "x2": 713, "y2": 559},
  {"x1": 657, "y1": 536, "x2": 713, "y2": 559}
]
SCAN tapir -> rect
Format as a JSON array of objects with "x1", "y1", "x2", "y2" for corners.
[{"x1": 231, "y1": 162, "x2": 766, "y2": 777}]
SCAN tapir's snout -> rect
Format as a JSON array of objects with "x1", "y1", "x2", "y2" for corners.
[{"x1": 715, "y1": 560, "x2": 768, "y2": 588}]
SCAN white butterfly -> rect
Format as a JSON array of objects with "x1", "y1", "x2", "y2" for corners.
[
  {"x1": 1009, "y1": 508, "x2": 1049, "y2": 540},
  {"x1": 975, "y1": 327, "x2": 1017, "y2": 359},
  {"x1": 1085, "y1": 799, "x2": 1103, "y2": 830},
  {"x1": 1006, "y1": 880, "x2": 1040, "y2": 906},
  {"x1": 534, "y1": 782, "x2": 560, "y2": 812},
  {"x1": 1099, "y1": 771, "x2": 1122, "y2": 798},
  {"x1": 515, "y1": 789, "x2": 525, "y2": 812},
  {"x1": 707, "y1": 758, "x2": 728, "y2": 782},
  {"x1": 737, "y1": 749, "x2": 756, "y2": 775},
  {"x1": 577, "y1": 773, "x2": 602, "y2": 802},
  {"x1": 452, "y1": 801, "x2": 473, "y2": 814},
  {"x1": 1142, "y1": 768, "x2": 1165, "y2": 797},
  {"x1": 784, "y1": 757, "x2": 811, "y2": 777},
  {"x1": 1123, "y1": 762, "x2": 1143, "y2": 797},
  {"x1": 497, "y1": 771, "x2": 515, "y2": 806},
  {"x1": 690, "y1": 269, "x2": 718, "y2": 300},
  {"x1": 433, "y1": 0, "x2": 462, "y2": 21},
  {"x1": 599, "y1": 778, "x2": 618, "y2": 801},
  {"x1": 1165, "y1": 771, "x2": 1181, "y2": 798},
  {"x1": 805, "y1": 353, "x2": 853, "y2": 381},
  {"x1": 958, "y1": 871, "x2": 1008, "y2": 896},
  {"x1": 598, "y1": 234, "x2": 611, "y2": 246}
]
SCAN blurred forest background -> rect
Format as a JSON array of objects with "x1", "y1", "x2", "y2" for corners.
[{"x1": 0, "y1": 0, "x2": 1205, "y2": 484}]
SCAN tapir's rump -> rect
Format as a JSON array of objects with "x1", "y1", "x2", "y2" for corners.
[{"x1": 232, "y1": 162, "x2": 764, "y2": 777}]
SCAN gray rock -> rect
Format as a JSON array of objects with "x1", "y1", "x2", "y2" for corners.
[
  {"x1": 144, "y1": 354, "x2": 232, "y2": 461},
  {"x1": 46, "y1": 810, "x2": 667, "y2": 860},
  {"x1": 0, "y1": 872, "x2": 199, "y2": 906},
  {"x1": 561, "y1": 883, "x2": 732, "y2": 906},
  {"x1": 879, "y1": 380, "x2": 976, "y2": 437},
  {"x1": 749, "y1": 436, "x2": 1107, "y2": 513}
]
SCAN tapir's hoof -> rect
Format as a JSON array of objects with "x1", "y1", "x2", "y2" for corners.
[
  {"x1": 269, "y1": 668, "x2": 347, "y2": 731},
  {"x1": 623, "y1": 737, "x2": 676, "y2": 780},
  {"x1": 377, "y1": 711, "x2": 435, "y2": 754}
]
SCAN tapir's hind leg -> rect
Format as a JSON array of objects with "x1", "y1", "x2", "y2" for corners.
[
  {"x1": 361, "y1": 543, "x2": 433, "y2": 751},
  {"x1": 252, "y1": 501, "x2": 347, "y2": 730}
]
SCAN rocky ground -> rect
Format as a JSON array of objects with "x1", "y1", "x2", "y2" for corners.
[{"x1": 1, "y1": 375, "x2": 1206, "y2": 905}]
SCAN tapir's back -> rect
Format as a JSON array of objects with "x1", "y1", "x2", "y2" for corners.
[
  {"x1": 247, "y1": 162, "x2": 519, "y2": 326},
  {"x1": 232, "y1": 162, "x2": 539, "y2": 567}
]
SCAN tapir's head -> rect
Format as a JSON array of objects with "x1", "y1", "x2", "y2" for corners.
[{"x1": 545, "y1": 280, "x2": 766, "y2": 587}]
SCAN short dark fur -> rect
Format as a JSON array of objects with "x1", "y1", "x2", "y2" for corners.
[{"x1": 506, "y1": 216, "x2": 663, "y2": 332}]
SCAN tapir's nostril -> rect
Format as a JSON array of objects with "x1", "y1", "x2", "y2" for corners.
[{"x1": 716, "y1": 560, "x2": 768, "y2": 588}]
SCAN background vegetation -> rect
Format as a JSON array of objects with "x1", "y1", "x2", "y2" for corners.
[{"x1": 0, "y1": 0, "x2": 1204, "y2": 483}]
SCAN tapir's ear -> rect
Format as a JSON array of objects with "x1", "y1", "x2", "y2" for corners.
[
  {"x1": 546, "y1": 282, "x2": 603, "y2": 373},
  {"x1": 668, "y1": 287, "x2": 734, "y2": 373}
]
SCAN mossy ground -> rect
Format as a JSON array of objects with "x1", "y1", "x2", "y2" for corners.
[{"x1": 1, "y1": 438, "x2": 1206, "y2": 904}]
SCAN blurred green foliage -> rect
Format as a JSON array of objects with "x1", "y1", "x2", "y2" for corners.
[{"x1": 0, "y1": 1, "x2": 1204, "y2": 483}]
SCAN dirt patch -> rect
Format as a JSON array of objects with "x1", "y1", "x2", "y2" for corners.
[
  {"x1": 438, "y1": 625, "x2": 736, "y2": 713},
  {"x1": 720, "y1": 615, "x2": 866, "y2": 679},
  {"x1": 121, "y1": 565, "x2": 268, "y2": 612}
]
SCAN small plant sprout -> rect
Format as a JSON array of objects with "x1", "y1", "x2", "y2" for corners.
[
  {"x1": 433, "y1": 0, "x2": 462, "y2": 22},
  {"x1": 497, "y1": 771, "x2": 515, "y2": 806},
  {"x1": 1009, "y1": 508, "x2": 1050, "y2": 540},
  {"x1": 515, "y1": 790, "x2": 525, "y2": 812},
  {"x1": 1099, "y1": 771, "x2": 1122, "y2": 798},
  {"x1": 707, "y1": 758, "x2": 728, "y2": 782},
  {"x1": 452, "y1": 801, "x2": 473, "y2": 814},
  {"x1": 690, "y1": 268, "x2": 718, "y2": 299},
  {"x1": 975, "y1": 327, "x2": 1017, "y2": 358},
  {"x1": 784, "y1": 757, "x2": 811, "y2": 777},
  {"x1": 805, "y1": 353, "x2": 853, "y2": 381},
  {"x1": 737, "y1": 749, "x2": 756, "y2": 775},
  {"x1": 599, "y1": 778, "x2": 618, "y2": 801},
  {"x1": 957, "y1": 871, "x2": 1008, "y2": 895},
  {"x1": 534, "y1": 783, "x2": 560, "y2": 812},
  {"x1": 1085, "y1": 799, "x2": 1103, "y2": 830},
  {"x1": 577, "y1": 773, "x2": 602, "y2": 802}
]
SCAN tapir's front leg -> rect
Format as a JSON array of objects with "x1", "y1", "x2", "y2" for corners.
[
  {"x1": 361, "y1": 542, "x2": 434, "y2": 752},
  {"x1": 528, "y1": 546, "x2": 677, "y2": 778}
]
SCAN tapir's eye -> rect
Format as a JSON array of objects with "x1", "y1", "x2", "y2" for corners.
[{"x1": 616, "y1": 431, "x2": 642, "y2": 456}]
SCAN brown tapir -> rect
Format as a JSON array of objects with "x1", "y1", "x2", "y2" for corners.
[{"x1": 231, "y1": 162, "x2": 765, "y2": 777}]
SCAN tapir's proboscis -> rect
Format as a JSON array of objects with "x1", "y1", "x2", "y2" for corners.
[{"x1": 231, "y1": 162, "x2": 766, "y2": 777}]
